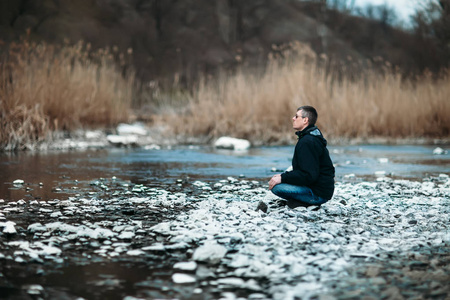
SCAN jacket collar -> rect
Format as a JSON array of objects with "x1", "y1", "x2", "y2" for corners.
[{"x1": 295, "y1": 124, "x2": 316, "y2": 139}]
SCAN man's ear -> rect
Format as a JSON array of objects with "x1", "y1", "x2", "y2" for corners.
[{"x1": 303, "y1": 117, "x2": 309, "y2": 125}]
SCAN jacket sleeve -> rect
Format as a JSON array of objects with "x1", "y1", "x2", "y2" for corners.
[{"x1": 281, "y1": 137, "x2": 322, "y2": 186}]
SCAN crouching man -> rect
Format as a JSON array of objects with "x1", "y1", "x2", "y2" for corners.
[{"x1": 269, "y1": 106, "x2": 335, "y2": 208}]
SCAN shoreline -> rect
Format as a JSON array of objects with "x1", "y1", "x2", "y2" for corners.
[{"x1": 2, "y1": 125, "x2": 449, "y2": 153}]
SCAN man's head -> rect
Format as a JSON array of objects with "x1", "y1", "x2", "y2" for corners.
[{"x1": 292, "y1": 105, "x2": 318, "y2": 131}]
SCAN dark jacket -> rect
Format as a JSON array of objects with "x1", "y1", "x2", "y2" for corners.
[{"x1": 281, "y1": 125, "x2": 335, "y2": 200}]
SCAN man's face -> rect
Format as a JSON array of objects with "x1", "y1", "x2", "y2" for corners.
[{"x1": 292, "y1": 109, "x2": 308, "y2": 131}]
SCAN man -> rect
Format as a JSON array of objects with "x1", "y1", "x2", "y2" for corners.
[{"x1": 268, "y1": 106, "x2": 335, "y2": 209}]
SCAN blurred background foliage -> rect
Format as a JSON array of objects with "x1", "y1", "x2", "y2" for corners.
[
  {"x1": 0, "y1": 0, "x2": 449, "y2": 149},
  {"x1": 1, "y1": 0, "x2": 448, "y2": 85}
]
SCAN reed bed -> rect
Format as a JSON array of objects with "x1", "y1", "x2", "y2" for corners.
[
  {"x1": 162, "y1": 44, "x2": 450, "y2": 144},
  {"x1": 0, "y1": 38, "x2": 134, "y2": 150},
  {"x1": 2, "y1": 38, "x2": 448, "y2": 150}
]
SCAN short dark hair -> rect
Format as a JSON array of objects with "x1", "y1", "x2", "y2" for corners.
[{"x1": 297, "y1": 106, "x2": 318, "y2": 126}]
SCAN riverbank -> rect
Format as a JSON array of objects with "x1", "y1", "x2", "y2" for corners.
[
  {"x1": 0, "y1": 174, "x2": 449, "y2": 299},
  {"x1": 8, "y1": 124, "x2": 450, "y2": 153}
]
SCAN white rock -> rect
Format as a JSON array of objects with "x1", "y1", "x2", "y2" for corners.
[
  {"x1": 229, "y1": 254, "x2": 250, "y2": 268},
  {"x1": 117, "y1": 123, "x2": 148, "y2": 136},
  {"x1": 50, "y1": 211, "x2": 62, "y2": 218},
  {"x1": 291, "y1": 282, "x2": 323, "y2": 297},
  {"x1": 150, "y1": 223, "x2": 172, "y2": 235},
  {"x1": 15, "y1": 257, "x2": 25, "y2": 263},
  {"x1": 193, "y1": 241, "x2": 227, "y2": 264},
  {"x1": 173, "y1": 261, "x2": 198, "y2": 271},
  {"x1": 107, "y1": 135, "x2": 138, "y2": 146},
  {"x1": 165, "y1": 242, "x2": 189, "y2": 251},
  {"x1": 142, "y1": 243, "x2": 165, "y2": 251},
  {"x1": 220, "y1": 292, "x2": 237, "y2": 300},
  {"x1": 227, "y1": 177, "x2": 237, "y2": 183},
  {"x1": 1, "y1": 221, "x2": 17, "y2": 234},
  {"x1": 318, "y1": 232, "x2": 334, "y2": 240},
  {"x1": 126, "y1": 249, "x2": 145, "y2": 256},
  {"x1": 27, "y1": 223, "x2": 47, "y2": 233},
  {"x1": 172, "y1": 273, "x2": 196, "y2": 284},
  {"x1": 85, "y1": 130, "x2": 104, "y2": 139},
  {"x1": 40, "y1": 244, "x2": 62, "y2": 256},
  {"x1": 214, "y1": 137, "x2": 250, "y2": 151},
  {"x1": 24, "y1": 284, "x2": 44, "y2": 295},
  {"x1": 433, "y1": 147, "x2": 447, "y2": 155},
  {"x1": 118, "y1": 231, "x2": 135, "y2": 239},
  {"x1": 88, "y1": 228, "x2": 116, "y2": 239},
  {"x1": 217, "y1": 277, "x2": 246, "y2": 287},
  {"x1": 43, "y1": 222, "x2": 115, "y2": 239}
]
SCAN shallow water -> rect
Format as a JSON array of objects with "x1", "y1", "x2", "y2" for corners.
[{"x1": 1, "y1": 144, "x2": 448, "y2": 202}]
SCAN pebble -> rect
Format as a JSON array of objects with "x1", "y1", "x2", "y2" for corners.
[
  {"x1": 142, "y1": 243, "x2": 165, "y2": 251},
  {"x1": 118, "y1": 231, "x2": 135, "y2": 239},
  {"x1": 24, "y1": 284, "x2": 44, "y2": 295},
  {"x1": 126, "y1": 249, "x2": 145, "y2": 256},
  {"x1": 172, "y1": 273, "x2": 196, "y2": 284},
  {"x1": 173, "y1": 261, "x2": 198, "y2": 271},
  {"x1": 0, "y1": 221, "x2": 17, "y2": 234},
  {"x1": 192, "y1": 241, "x2": 227, "y2": 265}
]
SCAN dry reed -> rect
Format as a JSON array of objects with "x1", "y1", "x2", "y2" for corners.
[
  {"x1": 0, "y1": 38, "x2": 134, "y2": 150},
  {"x1": 161, "y1": 43, "x2": 450, "y2": 144}
]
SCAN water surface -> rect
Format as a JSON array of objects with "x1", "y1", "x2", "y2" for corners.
[{"x1": 1, "y1": 144, "x2": 448, "y2": 202}]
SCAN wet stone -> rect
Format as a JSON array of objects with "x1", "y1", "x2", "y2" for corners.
[
  {"x1": 173, "y1": 261, "x2": 197, "y2": 271},
  {"x1": 23, "y1": 284, "x2": 44, "y2": 295},
  {"x1": 172, "y1": 273, "x2": 196, "y2": 284}
]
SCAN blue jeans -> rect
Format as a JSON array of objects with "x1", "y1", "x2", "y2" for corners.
[{"x1": 271, "y1": 183, "x2": 327, "y2": 207}]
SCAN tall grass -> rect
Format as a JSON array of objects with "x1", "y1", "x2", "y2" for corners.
[
  {"x1": 2, "y1": 38, "x2": 448, "y2": 150},
  {"x1": 0, "y1": 37, "x2": 134, "y2": 150},
  {"x1": 162, "y1": 43, "x2": 450, "y2": 144}
]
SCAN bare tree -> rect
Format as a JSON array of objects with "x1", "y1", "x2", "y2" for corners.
[{"x1": 412, "y1": 0, "x2": 450, "y2": 64}]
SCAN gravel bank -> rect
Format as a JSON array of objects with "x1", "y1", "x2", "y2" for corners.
[{"x1": 0, "y1": 175, "x2": 449, "y2": 299}]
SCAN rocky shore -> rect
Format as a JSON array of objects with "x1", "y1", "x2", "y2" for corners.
[
  {"x1": 13, "y1": 123, "x2": 447, "y2": 152},
  {"x1": 1, "y1": 173, "x2": 449, "y2": 299}
]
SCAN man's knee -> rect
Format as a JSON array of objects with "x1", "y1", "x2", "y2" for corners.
[
  {"x1": 271, "y1": 183, "x2": 289, "y2": 196},
  {"x1": 271, "y1": 184, "x2": 281, "y2": 196}
]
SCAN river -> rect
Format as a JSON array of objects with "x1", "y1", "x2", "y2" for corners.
[{"x1": 1, "y1": 144, "x2": 448, "y2": 203}]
